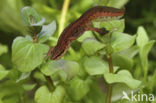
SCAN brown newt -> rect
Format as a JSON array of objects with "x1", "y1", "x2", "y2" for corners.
[{"x1": 48, "y1": 6, "x2": 125, "y2": 60}]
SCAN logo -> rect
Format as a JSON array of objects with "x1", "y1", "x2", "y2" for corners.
[{"x1": 122, "y1": 91, "x2": 155, "y2": 102}]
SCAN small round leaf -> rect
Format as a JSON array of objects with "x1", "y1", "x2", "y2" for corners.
[{"x1": 12, "y1": 37, "x2": 49, "y2": 72}]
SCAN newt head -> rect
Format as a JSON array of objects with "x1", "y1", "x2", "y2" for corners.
[{"x1": 50, "y1": 42, "x2": 70, "y2": 60}]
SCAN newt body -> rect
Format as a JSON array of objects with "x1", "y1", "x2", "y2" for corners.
[{"x1": 49, "y1": 6, "x2": 125, "y2": 60}]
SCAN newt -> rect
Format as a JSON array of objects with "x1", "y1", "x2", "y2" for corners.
[{"x1": 48, "y1": 6, "x2": 125, "y2": 60}]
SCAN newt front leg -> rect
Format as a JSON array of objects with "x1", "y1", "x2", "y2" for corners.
[
  {"x1": 68, "y1": 27, "x2": 109, "y2": 41},
  {"x1": 85, "y1": 27, "x2": 109, "y2": 35}
]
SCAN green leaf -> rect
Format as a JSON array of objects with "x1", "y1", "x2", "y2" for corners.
[
  {"x1": 0, "y1": 80, "x2": 25, "y2": 99},
  {"x1": 83, "y1": 56, "x2": 119, "y2": 76},
  {"x1": 133, "y1": 63, "x2": 142, "y2": 79},
  {"x1": 40, "y1": 60, "x2": 79, "y2": 81},
  {"x1": 140, "y1": 40, "x2": 155, "y2": 79},
  {"x1": 7, "y1": 68, "x2": 21, "y2": 81},
  {"x1": 66, "y1": 77, "x2": 90, "y2": 101},
  {"x1": 31, "y1": 18, "x2": 45, "y2": 26},
  {"x1": 0, "y1": 44, "x2": 8, "y2": 56},
  {"x1": 38, "y1": 21, "x2": 56, "y2": 43},
  {"x1": 147, "y1": 70, "x2": 156, "y2": 92},
  {"x1": 104, "y1": 70, "x2": 141, "y2": 89},
  {"x1": 0, "y1": 64, "x2": 9, "y2": 80},
  {"x1": 12, "y1": 37, "x2": 49, "y2": 72},
  {"x1": 82, "y1": 38, "x2": 105, "y2": 55},
  {"x1": 140, "y1": 40, "x2": 155, "y2": 67},
  {"x1": 23, "y1": 83, "x2": 36, "y2": 91},
  {"x1": 136, "y1": 26, "x2": 149, "y2": 48},
  {"x1": 83, "y1": 80, "x2": 106, "y2": 103},
  {"x1": 99, "y1": 19, "x2": 125, "y2": 32},
  {"x1": 35, "y1": 85, "x2": 65, "y2": 103},
  {"x1": 33, "y1": 71, "x2": 46, "y2": 82},
  {"x1": 118, "y1": 46, "x2": 139, "y2": 58},
  {"x1": 94, "y1": 0, "x2": 109, "y2": 6},
  {"x1": 16, "y1": 72, "x2": 31, "y2": 83},
  {"x1": 107, "y1": 0, "x2": 129, "y2": 8},
  {"x1": 2, "y1": 95, "x2": 19, "y2": 103},
  {"x1": 136, "y1": 26, "x2": 155, "y2": 81},
  {"x1": 21, "y1": 6, "x2": 43, "y2": 26},
  {"x1": 83, "y1": 56, "x2": 108, "y2": 75},
  {"x1": 20, "y1": 7, "x2": 45, "y2": 35},
  {"x1": 112, "y1": 32, "x2": 136, "y2": 53},
  {"x1": 112, "y1": 83, "x2": 134, "y2": 102},
  {"x1": 112, "y1": 54, "x2": 133, "y2": 70},
  {"x1": 77, "y1": 31, "x2": 94, "y2": 42}
]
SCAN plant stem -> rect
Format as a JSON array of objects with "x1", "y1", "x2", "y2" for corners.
[
  {"x1": 107, "y1": 55, "x2": 113, "y2": 73},
  {"x1": 33, "y1": 35, "x2": 37, "y2": 43},
  {"x1": 32, "y1": 27, "x2": 37, "y2": 43},
  {"x1": 58, "y1": 0, "x2": 70, "y2": 36},
  {"x1": 106, "y1": 85, "x2": 113, "y2": 103},
  {"x1": 106, "y1": 55, "x2": 113, "y2": 103},
  {"x1": 44, "y1": 75, "x2": 55, "y2": 91}
]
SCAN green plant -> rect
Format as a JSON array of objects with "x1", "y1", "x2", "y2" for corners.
[{"x1": 0, "y1": 0, "x2": 155, "y2": 103}]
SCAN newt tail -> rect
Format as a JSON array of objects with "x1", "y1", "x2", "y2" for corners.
[{"x1": 49, "y1": 6, "x2": 125, "y2": 60}]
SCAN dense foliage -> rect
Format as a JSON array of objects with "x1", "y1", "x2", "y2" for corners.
[{"x1": 0, "y1": 0, "x2": 155, "y2": 103}]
